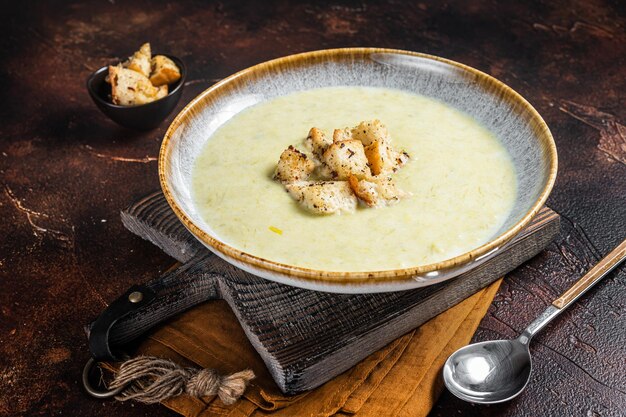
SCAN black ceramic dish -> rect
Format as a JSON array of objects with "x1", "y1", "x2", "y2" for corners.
[{"x1": 87, "y1": 54, "x2": 186, "y2": 130}]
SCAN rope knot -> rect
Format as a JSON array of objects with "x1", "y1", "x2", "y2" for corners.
[
  {"x1": 186, "y1": 368, "x2": 220, "y2": 397},
  {"x1": 187, "y1": 367, "x2": 256, "y2": 405},
  {"x1": 109, "y1": 356, "x2": 255, "y2": 405}
]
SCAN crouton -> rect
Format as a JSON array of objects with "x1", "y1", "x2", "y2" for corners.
[
  {"x1": 364, "y1": 141, "x2": 410, "y2": 174},
  {"x1": 274, "y1": 119, "x2": 411, "y2": 215},
  {"x1": 389, "y1": 149, "x2": 410, "y2": 170},
  {"x1": 371, "y1": 175, "x2": 408, "y2": 201},
  {"x1": 273, "y1": 146, "x2": 316, "y2": 183},
  {"x1": 304, "y1": 127, "x2": 332, "y2": 161},
  {"x1": 332, "y1": 128, "x2": 353, "y2": 143},
  {"x1": 124, "y1": 43, "x2": 151, "y2": 78},
  {"x1": 149, "y1": 55, "x2": 181, "y2": 86},
  {"x1": 322, "y1": 139, "x2": 370, "y2": 180},
  {"x1": 109, "y1": 65, "x2": 163, "y2": 106},
  {"x1": 285, "y1": 181, "x2": 357, "y2": 214},
  {"x1": 155, "y1": 84, "x2": 168, "y2": 100},
  {"x1": 348, "y1": 175, "x2": 408, "y2": 207},
  {"x1": 351, "y1": 119, "x2": 390, "y2": 147},
  {"x1": 363, "y1": 140, "x2": 387, "y2": 176}
]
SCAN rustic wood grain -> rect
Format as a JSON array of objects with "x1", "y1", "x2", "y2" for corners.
[
  {"x1": 121, "y1": 191, "x2": 204, "y2": 263},
  {"x1": 0, "y1": 1, "x2": 624, "y2": 416},
  {"x1": 117, "y1": 192, "x2": 558, "y2": 393}
]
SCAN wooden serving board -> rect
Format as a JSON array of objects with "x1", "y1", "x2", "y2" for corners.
[{"x1": 120, "y1": 191, "x2": 559, "y2": 394}]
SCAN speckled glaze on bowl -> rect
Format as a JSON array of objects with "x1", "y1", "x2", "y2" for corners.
[{"x1": 159, "y1": 48, "x2": 557, "y2": 293}]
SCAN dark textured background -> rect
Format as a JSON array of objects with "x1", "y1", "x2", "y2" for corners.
[{"x1": 1, "y1": 1, "x2": 624, "y2": 416}]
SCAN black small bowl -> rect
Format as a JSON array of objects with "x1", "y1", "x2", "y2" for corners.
[{"x1": 87, "y1": 55, "x2": 186, "y2": 130}]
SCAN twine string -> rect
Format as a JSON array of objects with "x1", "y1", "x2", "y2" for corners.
[{"x1": 108, "y1": 356, "x2": 255, "y2": 405}]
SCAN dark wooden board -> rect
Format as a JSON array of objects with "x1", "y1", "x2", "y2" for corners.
[{"x1": 120, "y1": 191, "x2": 559, "y2": 393}]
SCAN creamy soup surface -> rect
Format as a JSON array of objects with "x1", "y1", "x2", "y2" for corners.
[{"x1": 191, "y1": 87, "x2": 517, "y2": 272}]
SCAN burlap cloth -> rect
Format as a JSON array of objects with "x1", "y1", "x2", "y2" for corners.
[{"x1": 125, "y1": 279, "x2": 502, "y2": 417}]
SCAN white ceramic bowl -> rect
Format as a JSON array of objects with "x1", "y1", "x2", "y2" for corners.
[{"x1": 159, "y1": 48, "x2": 557, "y2": 293}]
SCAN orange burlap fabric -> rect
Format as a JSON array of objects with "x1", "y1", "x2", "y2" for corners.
[{"x1": 128, "y1": 279, "x2": 502, "y2": 417}]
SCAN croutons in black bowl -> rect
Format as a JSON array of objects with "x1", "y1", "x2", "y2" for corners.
[{"x1": 86, "y1": 55, "x2": 186, "y2": 130}]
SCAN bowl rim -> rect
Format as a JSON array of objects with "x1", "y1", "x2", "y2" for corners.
[
  {"x1": 159, "y1": 47, "x2": 558, "y2": 285},
  {"x1": 86, "y1": 54, "x2": 186, "y2": 109}
]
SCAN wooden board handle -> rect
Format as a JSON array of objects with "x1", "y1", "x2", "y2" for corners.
[{"x1": 552, "y1": 238, "x2": 626, "y2": 309}]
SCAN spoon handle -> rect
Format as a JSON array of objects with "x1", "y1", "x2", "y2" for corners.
[
  {"x1": 520, "y1": 238, "x2": 626, "y2": 343},
  {"x1": 552, "y1": 238, "x2": 626, "y2": 309}
]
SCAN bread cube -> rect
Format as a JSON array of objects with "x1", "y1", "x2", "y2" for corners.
[{"x1": 285, "y1": 181, "x2": 357, "y2": 214}]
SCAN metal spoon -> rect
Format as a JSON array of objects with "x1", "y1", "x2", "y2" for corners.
[{"x1": 443, "y1": 238, "x2": 626, "y2": 404}]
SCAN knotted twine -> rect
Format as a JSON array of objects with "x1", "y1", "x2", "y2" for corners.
[{"x1": 108, "y1": 356, "x2": 255, "y2": 405}]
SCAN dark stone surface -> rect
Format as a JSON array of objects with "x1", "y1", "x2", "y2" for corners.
[{"x1": 0, "y1": 1, "x2": 624, "y2": 416}]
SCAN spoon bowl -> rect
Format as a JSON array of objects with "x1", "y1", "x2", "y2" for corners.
[{"x1": 443, "y1": 338, "x2": 531, "y2": 404}]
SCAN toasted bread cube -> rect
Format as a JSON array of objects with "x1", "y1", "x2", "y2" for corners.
[
  {"x1": 364, "y1": 142, "x2": 410, "y2": 175},
  {"x1": 304, "y1": 127, "x2": 332, "y2": 161},
  {"x1": 155, "y1": 84, "x2": 168, "y2": 100},
  {"x1": 348, "y1": 175, "x2": 407, "y2": 207},
  {"x1": 322, "y1": 139, "x2": 370, "y2": 180},
  {"x1": 109, "y1": 65, "x2": 162, "y2": 106},
  {"x1": 124, "y1": 43, "x2": 151, "y2": 78},
  {"x1": 351, "y1": 119, "x2": 390, "y2": 147},
  {"x1": 150, "y1": 55, "x2": 181, "y2": 86},
  {"x1": 349, "y1": 119, "x2": 409, "y2": 175},
  {"x1": 348, "y1": 175, "x2": 377, "y2": 206},
  {"x1": 389, "y1": 149, "x2": 410, "y2": 171},
  {"x1": 364, "y1": 140, "x2": 387, "y2": 176},
  {"x1": 372, "y1": 175, "x2": 408, "y2": 200},
  {"x1": 332, "y1": 128, "x2": 353, "y2": 143},
  {"x1": 273, "y1": 146, "x2": 315, "y2": 183},
  {"x1": 364, "y1": 138, "x2": 410, "y2": 175},
  {"x1": 285, "y1": 181, "x2": 357, "y2": 214}
]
